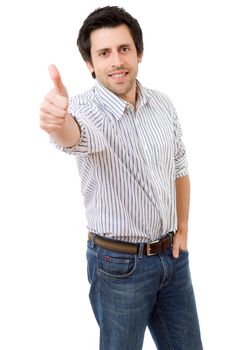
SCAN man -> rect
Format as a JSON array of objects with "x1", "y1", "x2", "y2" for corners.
[{"x1": 40, "y1": 6, "x2": 203, "y2": 350}]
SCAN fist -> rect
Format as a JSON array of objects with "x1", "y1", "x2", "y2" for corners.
[{"x1": 40, "y1": 64, "x2": 69, "y2": 134}]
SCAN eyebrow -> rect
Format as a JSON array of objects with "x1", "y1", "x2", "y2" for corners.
[{"x1": 96, "y1": 43, "x2": 131, "y2": 53}]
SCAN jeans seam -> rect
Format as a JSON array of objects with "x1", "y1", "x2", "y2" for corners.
[
  {"x1": 87, "y1": 247, "x2": 98, "y2": 257},
  {"x1": 155, "y1": 302, "x2": 175, "y2": 350}
]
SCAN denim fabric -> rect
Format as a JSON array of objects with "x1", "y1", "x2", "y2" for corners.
[{"x1": 86, "y1": 240, "x2": 203, "y2": 350}]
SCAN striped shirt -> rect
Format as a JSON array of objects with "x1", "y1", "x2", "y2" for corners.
[{"x1": 54, "y1": 80, "x2": 188, "y2": 243}]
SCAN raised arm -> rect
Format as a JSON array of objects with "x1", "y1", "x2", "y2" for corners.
[{"x1": 40, "y1": 64, "x2": 80, "y2": 148}]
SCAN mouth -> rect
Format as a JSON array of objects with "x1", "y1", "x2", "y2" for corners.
[{"x1": 108, "y1": 71, "x2": 129, "y2": 82}]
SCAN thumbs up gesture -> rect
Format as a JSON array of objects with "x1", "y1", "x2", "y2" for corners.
[{"x1": 40, "y1": 64, "x2": 69, "y2": 134}]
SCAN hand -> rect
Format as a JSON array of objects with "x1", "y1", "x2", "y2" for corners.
[
  {"x1": 40, "y1": 64, "x2": 69, "y2": 134},
  {"x1": 172, "y1": 230, "x2": 188, "y2": 259}
]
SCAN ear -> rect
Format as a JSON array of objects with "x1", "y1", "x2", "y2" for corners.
[
  {"x1": 137, "y1": 53, "x2": 143, "y2": 64},
  {"x1": 86, "y1": 61, "x2": 94, "y2": 74}
]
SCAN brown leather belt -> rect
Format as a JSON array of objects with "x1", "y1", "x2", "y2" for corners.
[{"x1": 88, "y1": 231, "x2": 174, "y2": 256}]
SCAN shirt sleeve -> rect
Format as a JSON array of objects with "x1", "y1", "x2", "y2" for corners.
[
  {"x1": 163, "y1": 95, "x2": 189, "y2": 179},
  {"x1": 171, "y1": 105, "x2": 189, "y2": 179},
  {"x1": 50, "y1": 95, "x2": 107, "y2": 155}
]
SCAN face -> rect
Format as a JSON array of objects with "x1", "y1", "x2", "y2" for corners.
[{"x1": 87, "y1": 24, "x2": 142, "y2": 106}]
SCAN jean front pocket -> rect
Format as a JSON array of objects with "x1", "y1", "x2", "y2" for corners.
[
  {"x1": 99, "y1": 249, "x2": 137, "y2": 278},
  {"x1": 86, "y1": 241, "x2": 99, "y2": 284}
]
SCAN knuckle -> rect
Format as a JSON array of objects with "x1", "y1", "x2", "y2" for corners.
[
  {"x1": 39, "y1": 121, "x2": 48, "y2": 131},
  {"x1": 40, "y1": 101, "x2": 47, "y2": 111},
  {"x1": 41, "y1": 100, "x2": 50, "y2": 113},
  {"x1": 39, "y1": 111, "x2": 45, "y2": 120}
]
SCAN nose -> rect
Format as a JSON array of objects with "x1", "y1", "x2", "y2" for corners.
[{"x1": 111, "y1": 51, "x2": 124, "y2": 68}]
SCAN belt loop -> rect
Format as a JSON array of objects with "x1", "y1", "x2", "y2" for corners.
[
  {"x1": 90, "y1": 232, "x2": 96, "y2": 248},
  {"x1": 138, "y1": 243, "x2": 144, "y2": 259},
  {"x1": 168, "y1": 231, "x2": 174, "y2": 247}
]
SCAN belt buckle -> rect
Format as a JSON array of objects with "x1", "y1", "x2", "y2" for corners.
[{"x1": 146, "y1": 239, "x2": 160, "y2": 256}]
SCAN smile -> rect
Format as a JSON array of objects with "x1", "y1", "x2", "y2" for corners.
[
  {"x1": 108, "y1": 71, "x2": 128, "y2": 81},
  {"x1": 111, "y1": 73, "x2": 126, "y2": 78}
]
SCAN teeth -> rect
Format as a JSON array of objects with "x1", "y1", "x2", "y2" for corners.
[{"x1": 112, "y1": 73, "x2": 125, "y2": 78}]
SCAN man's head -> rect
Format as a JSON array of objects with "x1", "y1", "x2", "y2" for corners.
[
  {"x1": 77, "y1": 6, "x2": 144, "y2": 105},
  {"x1": 77, "y1": 6, "x2": 143, "y2": 69}
]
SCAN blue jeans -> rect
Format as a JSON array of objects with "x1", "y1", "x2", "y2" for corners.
[{"x1": 86, "y1": 239, "x2": 203, "y2": 350}]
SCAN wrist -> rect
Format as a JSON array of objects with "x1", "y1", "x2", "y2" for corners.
[{"x1": 177, "y1": 224, "x2": 188, "y2": 234}]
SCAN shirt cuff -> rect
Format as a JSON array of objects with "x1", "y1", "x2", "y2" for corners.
[{"x1": 50, "y1": 115, "x2": 106, "y2": 155}]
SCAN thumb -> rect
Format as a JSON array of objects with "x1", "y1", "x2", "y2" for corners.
[
  {"x1": 48, "y1": 64, "x2": 68, "y2": 97},
  {"x1": 172, "y1": 239, "x2": 179, "y2": 259}
]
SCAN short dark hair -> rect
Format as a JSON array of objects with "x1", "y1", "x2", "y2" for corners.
[{"x1": 77, "y1": 6, "x2": 144, "y2": 64}]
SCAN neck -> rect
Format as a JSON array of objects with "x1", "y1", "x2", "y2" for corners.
[{"x1": 120, "y1": 84, "x2": 137, "y2": 107}]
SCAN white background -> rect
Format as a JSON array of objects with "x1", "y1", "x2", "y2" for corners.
[{"x1": 0, "y1": 0, "x2": 232, "y2": 349}]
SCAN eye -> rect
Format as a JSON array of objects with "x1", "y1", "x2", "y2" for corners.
[
  {"x1": 121, "y1": 47, "x2": 130, "y2": 53},
  {"x1": 99, "y1": 50, "x2": 108, "y2": 57}
]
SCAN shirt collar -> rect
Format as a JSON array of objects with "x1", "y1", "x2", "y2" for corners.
[
  {"x1": 94, "y1": 80, "x2": 148, "y2": 120},
  {"x1": 136, "y1": 81, "x2": 148, "y2": 110}
]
